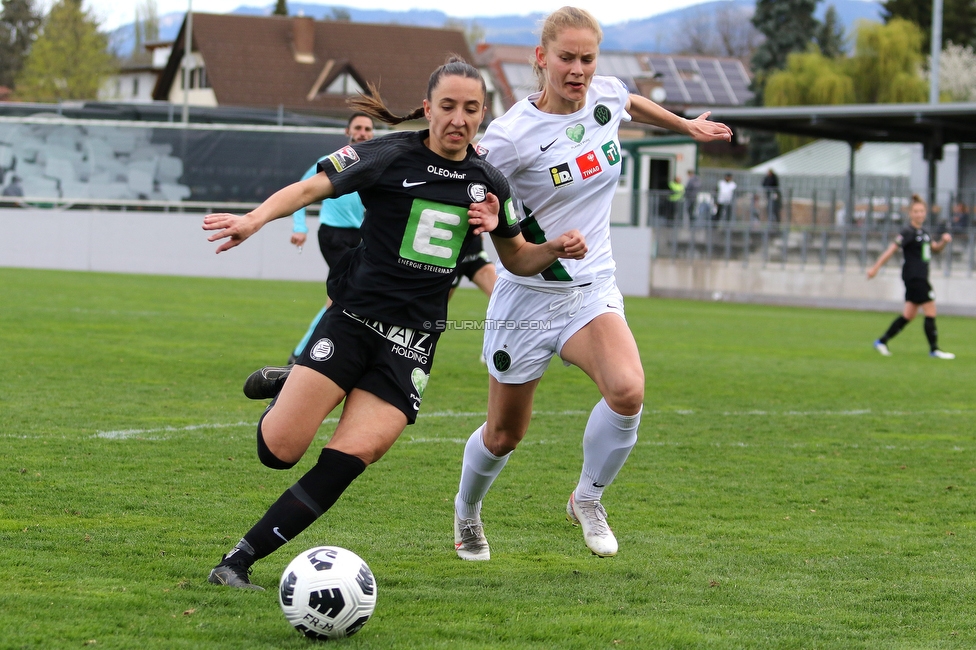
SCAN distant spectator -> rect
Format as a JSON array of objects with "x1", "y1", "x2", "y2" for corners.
[
  {"x1": 950, "y1": 200, "x2": 970, "y2": 233},
  {"x1": 668, "y1": 175, "x2": 684, "y2": 221},
  {"x1": 762, "y1": 169, "x2": 780, "y2": 222},
  {"x1": 685, "y1": 170, "x2": 701, "y2": 221},
  {"x1": 716, "y1": 173, "x2": 736, "y2": 221},
  {"x1": 2, "y1": 175, "x2": 24, "y2": 197}
]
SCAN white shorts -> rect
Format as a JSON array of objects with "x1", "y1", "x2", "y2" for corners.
[{"x1": 483, "y1": 275, "x2": 626, "y2": 384}]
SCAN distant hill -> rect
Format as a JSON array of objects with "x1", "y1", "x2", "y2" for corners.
[{"x1": 109, "y1": 0, "x2": 883, "y2": 58}]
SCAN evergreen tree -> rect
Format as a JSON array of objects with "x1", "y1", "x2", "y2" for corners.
[
  {"x1": 0, "y1": 0, "x2": 42, "y2": 89},
  {"x1": 749, "y1": 0, "x2": 821, "y2": 162},
  {"x1": 882, "y1": 0, "x2": 976, "y2": 51},
  {"x1": 273, "y1": 0, "x2": 287, "y2": 17},
  {"x1": 816, "y1": 5, "x2": 846, "y2": 58},
  {"x1": 14, "y1": 0, "x2": 116, "y2": 101}
]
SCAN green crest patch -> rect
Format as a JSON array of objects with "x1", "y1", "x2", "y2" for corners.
[
  {"x1": 492, "y1": 350, "x2": 512, "y2": 372},
  {"x1": 411, "y1": 368, "x2": 429, "y2": 396}
]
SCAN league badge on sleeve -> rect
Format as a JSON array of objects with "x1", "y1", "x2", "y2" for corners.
[{"x1": 327, "y1": 146, "x2": 361, "y2": 173}]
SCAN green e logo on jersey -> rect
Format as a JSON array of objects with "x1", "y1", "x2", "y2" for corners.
[
  {"x1": 504, "y1": 197, "x2": 517, "y2": 227},
  {"x1": 400, "y1": 199, "x2": 469, "y2": 268}
]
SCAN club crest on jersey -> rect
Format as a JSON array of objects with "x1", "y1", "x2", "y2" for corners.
[
  {"x1": 475, "y1": 143, "x2": 489, "y2": 157},
  {"x1": 576, "y1": 150, "x2": 603, "y2": 180},
  {"x1": 566, "y1": 124, "x2": 585, "y2": 143},
  {"x1": 467, "y1": 183, "x2": 487, "y2": 203},
  {"x1": 594, "y1": 104, "x2": 611, "y2": 126},
  {"x1": 549, "y1": 163, "x2": 574, "y2": 188},
  {"x1": 326, "y1": 146, "x2": 360, "y2": 173},
  {"x1": 309, "y1": 338, "x2": 335, "y2": 361},
  {"x1": 601, "y1": 141, "x2": 621, "y2": 165}
]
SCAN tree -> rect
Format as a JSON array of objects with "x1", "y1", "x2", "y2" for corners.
[
  {"x1": 749, "y1": 0, "x2": 821, "y2": 162},
  {"x1": 928, "y1": 42, "x2": 976, "y2": 101},
  {"x1": 882, "y1": 0, "x2": 976, "y2": 51},
  {"x1": 678, "y1": 4, "x2": 760, "y2": 61},
  {"x1": 273, "y1": 0, "x2": 287, "y2": 17},
  {"x1": 14, "y1": 0, "x2": 116, "y2": 101},
  {"x1": 443, "y1": 18, "x2": 485, "y2": 50},
  {"x1": 846, "y1": 18, "x2": 927, "y2": 104},
  {"x1": 132, "y1": 0, "x2": 159, "y2": 63},
  {"x1": 0, "y1": 0, "x2": 42, "y2": 89},
  {"x1": 765, "y1": 48, "x2": 854, "y2": 151},
  {"x1": 816, "y1": 4, "x2": 846, "y2": 58}
]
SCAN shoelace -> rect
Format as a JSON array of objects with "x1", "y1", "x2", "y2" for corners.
[
  {"x1": 548, "y1": 288, "x2": 584, "y2": 318},
  {"x1": 576, "y1": 500, "x2": 610, "y2": 536},
  {"x1": 458, "y1": 519, "x2": 487, "y2": 550}
]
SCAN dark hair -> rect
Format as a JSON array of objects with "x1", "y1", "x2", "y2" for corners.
[
  {"x1": 348, "y1": 55, "x2": 485, "y2": 126},
  {"x1": 910, "y1": 193, "x2": 926, "y2": 208},
  {"x1": 346, "y1": 111, "x2": 372, "y2": 127}
]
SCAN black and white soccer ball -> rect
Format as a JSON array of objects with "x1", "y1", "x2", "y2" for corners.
[{"x1": 279, "y1": 546, "x2": 377, "y2": 640}]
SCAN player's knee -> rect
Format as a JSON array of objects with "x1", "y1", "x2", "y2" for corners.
[
  {"x1": 605, "y1": 372, "x2": 645, "y2": 416},
  {"x1": 484, "y1": 423, "x2": 524, "y2": 456},
  {"x1": 256, "y1": 409, "x2": 298, "y2": 470}
]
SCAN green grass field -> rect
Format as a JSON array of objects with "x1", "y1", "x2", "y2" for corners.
[{"x1": 2, "y1": 267, "x2": 975, "y2": 649}]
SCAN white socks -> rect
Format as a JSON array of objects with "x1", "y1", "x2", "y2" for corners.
[
  {"x1": 574, "y1": 398, "x2": 641, "y2": 502},
  {"x1": 455, "y1": 423, "x2": 510, "y2": 521}
]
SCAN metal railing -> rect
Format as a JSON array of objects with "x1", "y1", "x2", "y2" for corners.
[{"x1": 641, "y1": 188, "x2": 976, "y2": 276}]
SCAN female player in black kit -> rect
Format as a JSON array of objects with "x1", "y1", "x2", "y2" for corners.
[
  {"x1": 868, "y1": 193, "x2": 955, "y2": 359},
  {"x1": 201, "y1": 58, "x2": 587, "y2": 590}
]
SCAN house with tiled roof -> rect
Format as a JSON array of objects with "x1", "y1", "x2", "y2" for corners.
[{"x1": 152, "y1": 13, "x2": 475, "y2": 119}]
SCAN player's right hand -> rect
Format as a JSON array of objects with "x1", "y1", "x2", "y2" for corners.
[
  {"x1": 291, "y1": 232, "x2": 307, "y2": 247},
  {"x1": 203, "y1": 212, "x2": 260, "y2": 254}
]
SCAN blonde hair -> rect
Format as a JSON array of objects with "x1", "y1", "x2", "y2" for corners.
[{"x1": 532, "y1": 6, "x2": 603, "y2": 87}]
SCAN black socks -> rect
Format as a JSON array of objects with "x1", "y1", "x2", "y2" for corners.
[{"x1": 235, "y1": 448, "x2": 367, "y2": 562}]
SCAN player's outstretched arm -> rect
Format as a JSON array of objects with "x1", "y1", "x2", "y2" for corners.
[
  {"x1": 490, "y1": 229, "x2": 587, "y2": 277},
  {"x1": 626, "y1": 95, "x2": 732, "y2": 143},
  {"x1": 867, "y1": 242, "x2": 899, "y2": 279},
  {"x1": 203, "y1": 173, "x2": 335, "y2": 254},
  {"x1": 931, "y1": 232, "x2": 952, "y2": 253}
]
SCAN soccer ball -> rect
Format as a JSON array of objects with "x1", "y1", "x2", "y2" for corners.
[{"x1": 279, "y1": 546, "x2": 377, "y2": 640}]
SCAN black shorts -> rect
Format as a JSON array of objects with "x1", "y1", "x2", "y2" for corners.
[
  {"x1": 904, "y1": 278, "x2": 934, "y2": 304},
  {"x1": 317, "y1": 225, "x2": 361, "y2": 270},
  {"x1": 295, "y1": 307, "x2": 439, "y2": 424},
  {"x1": 451, "y1": 249, "x2": 491, "y2": 288}
]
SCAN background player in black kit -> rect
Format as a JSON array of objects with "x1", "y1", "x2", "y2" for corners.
[
  {"x1": 868, "y1": 193, "x2": 955, "y2": 359},
  {"x1": 201, "y1": 58, "x2": 587, "y2": 590}
]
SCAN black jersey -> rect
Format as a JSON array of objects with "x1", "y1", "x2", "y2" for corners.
[
  {"x1": 319, "y1": 130, "x2": 520, "y2": 332},
  {"x1": 895, "y1": 226, "x2": 931, "y2": 282}
]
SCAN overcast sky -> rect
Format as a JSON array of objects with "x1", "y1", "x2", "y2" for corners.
[{"x1": 85, "y1": 0, "x2": 711, "y2": 32}]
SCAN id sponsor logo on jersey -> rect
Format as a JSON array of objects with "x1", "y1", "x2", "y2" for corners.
[
  {"x1": 575, "y1": 150, "x2": 603, "y2": 180},
  {"x1": 467, "y1": 182, "x2": 487, "y2": 203},
  {"x1": 601, "y1": 141, "x2": 621, "y2": 166},
  {"x1": 309, "y1": 338, "x2": 335, "y2": 361},
  {"x1": 549, "y1": 162, "x2": 574, "y2": 188},
  {"x1": 326, "y1": 145, "x2": 360, "y2": 173}
]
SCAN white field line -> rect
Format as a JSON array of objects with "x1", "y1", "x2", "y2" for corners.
[{"x1": 0, "y1": 408, "x2": 959, "y2": 441}]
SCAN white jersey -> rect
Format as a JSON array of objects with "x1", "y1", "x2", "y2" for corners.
[{"x1": 478, "y1": 75, "x2": 630, "y2": 288}]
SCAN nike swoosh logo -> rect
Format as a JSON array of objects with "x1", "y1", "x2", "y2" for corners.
[
  {"x1": 540, "y1": 139, "x2": 557, "y2": 152},
  {"x1": 272, "y1": 527, "x2": 289, "y2": 542},
  {"x1": 402, "y1": 180, "x2": 427, "y2": 188}
]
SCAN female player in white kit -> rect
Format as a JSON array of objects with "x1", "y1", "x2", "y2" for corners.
[{"x1": 453, "y1": 6, "x2": 733, "y2": 559}]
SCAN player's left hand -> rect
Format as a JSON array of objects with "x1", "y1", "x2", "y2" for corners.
[
  {"x1": 941, "y1": 232, "x2": 953, "y2": 244},
  {"x1": 685, "y1": 112, "x2": 733, "y2": 143},
  {"x1": 468, "y1": 192, "x2": 499, "y2": 235}
]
